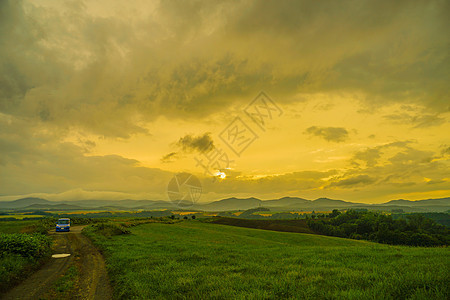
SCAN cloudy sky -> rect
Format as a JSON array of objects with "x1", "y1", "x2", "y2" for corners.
[{"x1": 1, "y1": 0, "x2": 449, "y2": 203}]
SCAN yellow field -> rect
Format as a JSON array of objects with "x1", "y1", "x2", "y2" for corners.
[
  {"x1": 202, "y1": 212, "x2": 218, "y2": 217},
  {"x1": 0, "y1": 215, "x2": 45, "y2": 219},
  {"x1": 172, "y1": 211, "x2": 200, "y2": 216},
  {"x1": 48, "y1": 210, "x2": 140, "y2": 214},
  {"x1": 289, "y1": 211, "x2": 332, "y2": 214}
]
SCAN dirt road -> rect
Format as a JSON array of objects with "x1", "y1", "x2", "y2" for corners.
[{"x1": 2, "y1": 226, "x2": 113, "y2": 300}]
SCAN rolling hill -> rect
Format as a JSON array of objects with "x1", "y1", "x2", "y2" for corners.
[
  {"x1": 0, "y1": 198, "x2": 53, "y2": 209},
  {"x1": 83, "y1": 220, "x2": 449, "y2": 299},
  {"x1": 0, "y1": 196, "x2": 449, "y2": 212}
]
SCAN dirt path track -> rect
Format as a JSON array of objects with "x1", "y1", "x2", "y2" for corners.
[{"x1": 2, "y1": 226, "x2": 113, "y2": 300}]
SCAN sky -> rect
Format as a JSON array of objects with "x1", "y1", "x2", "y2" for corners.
[{"x1": 0, "y1": 0, "x2": 449, "y2": 203}]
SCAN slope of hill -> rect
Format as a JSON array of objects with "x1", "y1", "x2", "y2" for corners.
[
  {"x1": 0, "y1": 198, "x2": 52, "y2": 209},
  {"x1": 262, "y1": 197, "x2": 310, "y2": 207},
  {"x1": 209, "y1": 217, "x2": 315, "y2": 234},
  {"x1": 384, "y1": 198, "x2": 450, "y2": 206},
  {"x1": 199, "y1": 197, "x2": 262, "y2": 211},
  {"x1": 313, "y1": 197, "x2": 359, "y2": 206},
  {"x1": 84, "y1": 221, "x2": 448, "y2": 299},
  {"x1": 22, "y1": 203, "x2": 84, "y2": 210}
]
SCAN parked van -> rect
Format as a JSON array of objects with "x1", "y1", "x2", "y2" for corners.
[{"x1": 56, "y1": 218, "x2": 71, "y2": 232}]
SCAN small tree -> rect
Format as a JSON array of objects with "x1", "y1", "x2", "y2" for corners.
[{"x1": 329, "y1": 209, "x2": 341, "y2": 218}]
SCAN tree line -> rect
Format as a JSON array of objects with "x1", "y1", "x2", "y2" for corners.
[{"x1": 307, "y1": 209, "x2": 449, "y2": 246}]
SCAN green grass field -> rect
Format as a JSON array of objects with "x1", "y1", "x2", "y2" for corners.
[
  {"x1": 0, "y1": 221, "x2": 37, "y2": 233},
  {"x1": 85, "y1": 220, "x2": 449, "y2": 299}
]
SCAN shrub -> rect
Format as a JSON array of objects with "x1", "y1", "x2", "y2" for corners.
[
  {"x1": 0, "y1": 232, "x2": 52, "y2": 292},
  {"x1": 85, "y1": 223, "x2": 131, "y2": 237},
  {"x1": 0, "y1": 253, "x2": 30, "y2": 292},
  {"x1": 0, "y1": 233, "x2": 51, "y2": 258}
]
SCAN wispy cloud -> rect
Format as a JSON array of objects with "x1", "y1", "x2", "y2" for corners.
[
  {"x1": 383, "y1": 113, "x2": 446, "y2": 128},
  {"x1": 329, "y1": 175, "x2": 376, "y2": 188},
  {"x1": 160, "y1": 152, "x2": 179, "y2": 163}
]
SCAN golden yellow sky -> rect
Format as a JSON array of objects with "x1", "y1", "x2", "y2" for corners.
[{"x1": 0, "y1": 0, "x2": 449, "y2": 203}]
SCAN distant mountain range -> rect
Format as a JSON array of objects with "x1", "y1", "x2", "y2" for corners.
[
  {"x1": 0, "y1": 196, "x2": 449, "y2": 213},
  {"x1": 198, "y1": 197, "x2": 450, "y2": 212}
]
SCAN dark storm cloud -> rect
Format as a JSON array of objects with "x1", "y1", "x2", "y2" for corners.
[
  {"x1": 305, "y1": 126, "x2": 349, "y2": 142},
  {"x1": 0, "y1": 0, "x2": 44, "y2": 110},
  {"x1": 0, "y1": 0, "x2": 448, "y2": 139},
  {"x1": 160, "y1": 132, "x2": 215, "y2": 163},
  {"x1": 176, "y1": 133, "x2": 214, "y2": 153},
  {"x1": 227, "y1": 0, "x2": 450, "y2": 111}
]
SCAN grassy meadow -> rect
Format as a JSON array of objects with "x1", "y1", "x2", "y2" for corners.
[
  {"x1": 85, "y1": 220, "x2": 449, "y2": 299},
  {"x1": 0, "y1": 220, "x2": 37, "y2": 234}
]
